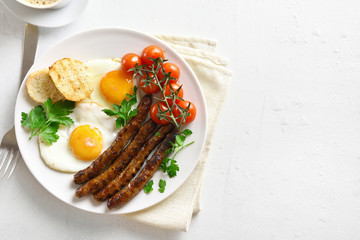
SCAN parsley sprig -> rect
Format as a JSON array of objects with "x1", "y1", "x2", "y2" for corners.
[
  {"x1": 158, "y1": 179, "x2": 166, "y2": 193},
  {"x1": 144, "y1": 179, "x2": 167, "y2": 193},
  {"x1": 160, "y1": 129, "x2": 194, "y2": 178},
  {"x1": 102, "y1": 86, "x2": 138, "y2": 128},
  {"x1": 143, "y1": 130, "x2": 193, "y2": 194},
  {"x1": 21, "y1": 98, "x2": 75, "y2": 144},
  {"x1": 144, "y1": 180, "x2": 154, "y2": 194}
]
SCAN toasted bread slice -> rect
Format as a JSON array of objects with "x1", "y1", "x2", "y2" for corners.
[
  {"x1": 26, "y1": 68, "x2": 65, "y2": 103},
  {"x1": 49, "y1": 58, "x2": 93, "y2": 101}
]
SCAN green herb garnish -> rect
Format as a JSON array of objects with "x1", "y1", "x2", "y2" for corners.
[
  {"x1": 102, "y1": 86, "x2": 138, "y2": 128},
  {"x1": 158, "y1": 179, "x2": 166, "y2": 193},
  {"x1": 160, "y1": 158, "x2": 179, "y2": 178},
  {"x1": 160, "y1": 129, "x2": 194, "y2": 178},
  {"x1": 21, "y1": 98, "x2": 75, "y2": 144},
  {"x1": 144, "y1": 180, "x2": 154, "y2": 193}
]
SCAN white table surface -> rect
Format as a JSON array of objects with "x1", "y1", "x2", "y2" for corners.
[{"x1": 1, "y1": 0, "x2": 360, "y2": 239}]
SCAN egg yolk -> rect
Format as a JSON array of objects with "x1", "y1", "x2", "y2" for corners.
[
  {"x1": 69, "y1": 125, "x2": 103, "y2": 161},
  {"x1": 100, "y1": 69, "x2": 134, "y2": 104}
]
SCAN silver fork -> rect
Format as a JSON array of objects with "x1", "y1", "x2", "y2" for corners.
[
  {"x1": 0, "y1": 24, "x2": 38, "y2": 179},
  {"x1": 0, "y1": 128, "x2": 20, "y2": 179}
]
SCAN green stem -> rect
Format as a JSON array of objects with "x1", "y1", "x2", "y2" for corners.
[
  {"x1": 31, "y1": 120, "x2": 52, "y2": 138},
  {"x1": 173, "y1": 141, "x2": 194, "y2": 158},
  {"x1": 152, "y1": 66, "x2": 180, "y2": 128}
]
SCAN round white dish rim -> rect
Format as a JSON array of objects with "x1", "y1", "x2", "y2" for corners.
[{"x1": 14, "y1": 27, "x2": 208, "y2": 214}]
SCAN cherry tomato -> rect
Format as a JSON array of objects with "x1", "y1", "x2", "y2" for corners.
[
  {"x1": 157, "y1": 62, "x2": 180, "y2": 83},
  {"x1": 141, "y1": 45, "x2": 165, "y2": 66},
  {"x1": 121, "y1": 53, "x2": 142, "y2": 74},
  {"x1": 173, "y1": 100, "x2": 197, "y2": 124},
  {"x1": 139, "y1": 73, "x2": 160, "y2": 94},
  {"x1": 164, "y1": 83, "x2": 184, "y2": 106},
  {"x1": 150, "y1": 102, "x2": 171, "y2": 125}
]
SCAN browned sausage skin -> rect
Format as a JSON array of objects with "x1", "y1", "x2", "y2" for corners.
[
  {"x1": 93, "y1": 123, "x2": 175, "y2": 202},
  {"x1": 73, "y1": 94, "x2": 152, "y2": 185},
  {"x1": 107, "y1": 129, "x2": 178, "y2": 209},
  {"x1": 75, "y1": 120, "x2": 157, "y2": 197}
]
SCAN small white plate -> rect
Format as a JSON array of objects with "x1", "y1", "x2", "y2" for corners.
[
  {"x1": 1, "y1": 0, "x2": 88, "y2": 28},
  {"x1": 14, "y1": 28, "x2": 207, "y2": 214}
]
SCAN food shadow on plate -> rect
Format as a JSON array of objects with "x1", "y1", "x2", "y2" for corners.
[{"x1": 70, "y1": 181, "x2": 104, "y2": 208}]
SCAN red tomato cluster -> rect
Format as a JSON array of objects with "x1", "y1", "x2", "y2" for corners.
[{"x1": 121, "y1": 45, "x2": 197, "y2": 125}]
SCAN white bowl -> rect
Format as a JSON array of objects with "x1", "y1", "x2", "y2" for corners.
[{"x1": 16, "y1": 0, "x2": 72, "y2": 9}]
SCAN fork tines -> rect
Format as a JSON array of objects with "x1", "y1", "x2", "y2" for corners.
[{"x1": 0, "y1": 148, "x2": 20, "y2": 179}]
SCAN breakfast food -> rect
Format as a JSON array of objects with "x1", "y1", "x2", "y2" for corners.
[
  {"x1": 107, "y1": 130, "x2": 178, "y2": 209},
  {"x1": 141, "y1": 45, "x2": 165, "y2": 66},
  {"x1": 75, "y1": 119, "x2": 157, "y2": 197},
  {"x1": 25, "y1": 0, "x2": 58, "y2": 6},
  {"x1": 39, "y1": 102, "x2": 117, "y2": 172},
  {"x1": 21, "y1": 43, "x2": 197, "y2": 211},
  {"x1": 86, "y1": 58, "x2": 137, "y2": 109},
  {"x1": 128, "y1": 45, "x2": 197, "y2": 126},
  {"x1": 73, "y1": 94, "x2": 152, "y2": 184},
  {"x1": 49, "y1": 58, "x2": 93, "y2": 101},
  {"x1": 72, "y1": 45, "x2": 197, "y2": 209},
  {"x1": 26, "y1": 68, "x2": 65, "y2": 103},
  {"x1": 94, "y1": 123, "x2": 175, "y2": 202},
  {"x1": 121, "y1": 53, "x2": 142, "y2": 75}
]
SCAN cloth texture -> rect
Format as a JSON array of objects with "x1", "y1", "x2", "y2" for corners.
[{"x1": 123, "y1": 34, "x2": 232, "y2": 231}]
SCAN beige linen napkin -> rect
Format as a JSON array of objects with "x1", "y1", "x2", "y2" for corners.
[{"x1": 124, "y1": 35, "x2": 232, "y2": 231}]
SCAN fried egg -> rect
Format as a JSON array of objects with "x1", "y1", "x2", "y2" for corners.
[
  {"x1": 39, "y1": 58, "x2": 142, "y2": 172},
  {"x1": 85, "y1": 59, "x2": 139, "y2": 109},
  {"x1": 39, "y1": 102, "x2": 117, "y2": 172}
]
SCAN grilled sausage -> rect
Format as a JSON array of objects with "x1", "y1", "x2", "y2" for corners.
[
  {"x1": 107, "y1": 129, "x2": 178, "y2": 209},
  {"x1": 73, "y1": 94, "x2": 152, "y2": 184},
  {"x1": 94, "y1": 123, "x2": 175, "y2": 202},
  {"x1": 75, "y1": 120, "x2": 157, "y2": 197}
]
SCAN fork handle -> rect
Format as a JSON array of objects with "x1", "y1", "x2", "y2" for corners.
[{"x1": 20, "y1": 24, "x2": 38, "y2": 86}]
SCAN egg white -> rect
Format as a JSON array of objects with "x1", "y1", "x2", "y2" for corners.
[
  {"x1": 83, "y1": 58, "x2": 120, "y2": 108},
  {"x1": 39, "y1": 102, "x2": 117, "y2": 173},
  {"x1": 84, "y1": 58, "x2": 141, "y2": 108},
  {"x1": 40, "y1": 58, "x2": 143, "y2": 173}
]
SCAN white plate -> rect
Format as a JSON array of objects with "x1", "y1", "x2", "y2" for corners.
[
  {"x1": 1, "y1": 0, "x2": 88, "y2": 28},
  {"x1": 14, "y1": 28, "x2": 207, "y2": 214}
]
